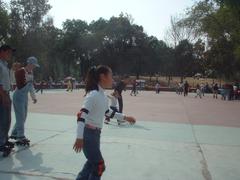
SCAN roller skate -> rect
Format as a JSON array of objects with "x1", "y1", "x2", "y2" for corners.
[
  {"x1": 5, "y1": 141, "x2": 15, "y2": 149},
  {"x1": 9, "y1": 135, "x2": 17, "y2": 140},
  {"x1": 0, "y1": 145, "x2": 12, "y2": 157},
  {"x1": 104, "y1": 117, "x2": 110, "y2": 124},
  {"x1": 15, "y1": 137, "x2": 30, "y2": 146}
]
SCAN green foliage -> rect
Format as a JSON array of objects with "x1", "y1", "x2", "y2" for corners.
[
  {"x1": 180, "y1": 0, "x2": 240, "y2": 80},
  {"x1": 0, "y1": 1, "x2": 9, "y2": 43},
  {"x1": 2, "y1": 0, "x2": 237, "y2": 81}
]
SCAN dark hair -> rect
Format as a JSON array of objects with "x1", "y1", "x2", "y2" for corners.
[{"x1": 85, "y1": 65, "x2": 111, "y2": 94}]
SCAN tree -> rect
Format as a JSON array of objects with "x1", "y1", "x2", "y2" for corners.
[
  {"x1": 164, "y1": 16, "x2": 195, "y2": 48},
  {"x1": 10, "y1": 0, "x2": 51, "y2": 32},
  {"x1": 0, "y1": 0, "x2": 9, "y2": 43},
  {"x1": 179, "y1": 0, "x2": 240, "y2": 80},
  {"x1": 175, "y1": 39, "x2": 195, "y2": 80}
]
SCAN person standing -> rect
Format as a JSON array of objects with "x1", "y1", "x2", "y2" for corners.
[
  {"x1": 66, "y1": 79, "x2": 73, "y2": 92},
  {"x1": 200, "y1": 83, "x2": 205, "y2": 96},
  {"x1": 155, "y1": 82, "x2": 160, "y2": 94},
  {"x1": 10, "y1": 62, "x2": 22, "y2": 91},
  {"x1": 36, "y1": 80, "x2": 44, "y2": 94},
  {"x1": 0, "y1": 45, "x2": 15, "y2": 157},
  {"x1": 114, "y1": 76, "x2": 129, "y2": 113},
  {"x1": 73, "y1": 65, "x2": 136, "y2": 180},
  {"x1": 195, "y1": 84, "x2": 202, "y2": 99},
  {"x1": 213, "y1": 83, "x2": 219, "y2": 99},
  {"x1": 184, "y1": 81, "x2": 189, "y2": 97},
  {"x1": 10, "y1": 57, "x2": 39, "y2": 146},
  {"x1": 130, "y1": 79, "x2": 137, "y2": 96}
]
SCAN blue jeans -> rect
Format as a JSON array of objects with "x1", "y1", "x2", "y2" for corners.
[
  {"x1": 0, "y1": 94, "x2": 11, "y2": 146},
  {"x1": 76, "y1": 127, "x2": 105, "y2": 180},
  {"x1": 11, "y1": 84, "x2": 31, "y2": 138}
]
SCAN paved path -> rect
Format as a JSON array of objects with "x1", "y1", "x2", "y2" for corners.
[{"x1": 0, "y1": 90, "x2": 240, "y2": 180}]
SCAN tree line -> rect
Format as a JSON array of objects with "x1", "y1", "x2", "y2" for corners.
[{"x1": 0, "y1": 0, "x2": 239, "y2": 82}]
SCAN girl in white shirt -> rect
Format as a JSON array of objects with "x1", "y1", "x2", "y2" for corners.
[{"x1": 73, "y1": 65, "x2": 135, "y2": 180}]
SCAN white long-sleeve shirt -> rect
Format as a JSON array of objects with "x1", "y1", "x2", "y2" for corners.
[
  {"x1": 107, "y1": 95, "x2": 118, "y2": 108},
  {"x1": 76, "y1": 85, "x2": 125, "y2": 139}
]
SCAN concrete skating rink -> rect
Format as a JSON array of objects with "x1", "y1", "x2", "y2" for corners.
[{"x1": 1, "y1": 90, "x2": 240, "y2": 180}]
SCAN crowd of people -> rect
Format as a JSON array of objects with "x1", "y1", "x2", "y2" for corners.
[{"x1": 175, "y1": 81, "x2": 240, "y2": 100}]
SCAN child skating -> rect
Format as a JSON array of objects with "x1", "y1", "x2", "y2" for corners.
[
  {"x1": 73, "y1": 65, "x2": 136, "y2": 180},
  {"x1": 195, "y1": 84, "x2": 202, "y2": 98},
  {"x1": 104, "y1": 90, "x2": 123, "y2": 125},
  {"x1": 10, "y1": 57, "x2": 39, "y2": 146}
]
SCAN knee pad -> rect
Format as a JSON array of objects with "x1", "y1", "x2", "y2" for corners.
[{"x1": 93, "y1": 160, "x2": 106, "y2": 177}]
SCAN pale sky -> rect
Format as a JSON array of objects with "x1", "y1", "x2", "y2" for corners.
[{"x1": 48, "y1": 0, "x2": 196, "y2": 40}]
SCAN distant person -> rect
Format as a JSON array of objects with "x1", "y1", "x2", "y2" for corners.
[
  {"x1": 233, "y1": 84, "x2": 238, "y2": 100},
  {"x1": 195, "y1": 84, "x2": 202, "y2": 98},
  {"x1": 66, "y1": 79, "x2": 73, "y2": 92},
  {"x1": 213, "y1": 83, "x2": 219, "y2": 99},
  {"x1": 114, "y1": 76, "x2": 129, "y2": 113},
  {"x1": 177, "y1": 82, "x2": 183, "y2": 95},
  {"x1": 36, "y1": 80, "x2": 44, "y2": 94},
  {"x1": 184, "y1": 81, "x2": 189, "y2": 96},
  {"x1": 49, "y1": 76, "x2": 53, "y2": 89},
  {"x1": 130, "y1": 79, "x2": 137, "y2": 96},
  {"x1": 200, "y1": 83, "x2": 205, "y2": 96},
  {"x1": 155, "y1": 82, "x2": 160, "y2": 94},
  {"x1": 136, "y1": 81, "x2": 140, "y2": 93},
  {"x1": 205, "y1": 82, "x2": 210, "y2": 93},
  {"x1": 72, "y1": 79, "x2": 76, "y2": 89},
  {"x1": 221, "y1": 84, "x2": 227, "y2": 100},
  {"x1": 229, "y1": 84, "x2": 234, "y2": 100}
]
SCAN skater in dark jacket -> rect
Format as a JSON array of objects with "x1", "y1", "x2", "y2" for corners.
[
  {"x1": 184, "y1": 81, "x2": 189, "y2": 96},
  {"x1": 114, "y1": 76, "x2": 129, "y2": 113}
]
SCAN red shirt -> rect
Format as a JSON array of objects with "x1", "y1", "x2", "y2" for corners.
[{"x1": 15, "y1": 68, "x2": 27, "y2": 89}]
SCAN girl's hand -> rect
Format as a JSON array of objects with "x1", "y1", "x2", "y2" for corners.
[
  {"x1": 73, "y1": 138, "x2": 83, "y2": 153},
  {"x1": 125, "y1": 116, "x2": 136, "y2": 125}
]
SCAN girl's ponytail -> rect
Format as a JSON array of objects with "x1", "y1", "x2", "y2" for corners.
[
  {"x1": 84, "y1": 65, "x2": 111, "y2": 95},
  {"x1": 85, "y1": 66, "x2": 98, "y2": 95}
]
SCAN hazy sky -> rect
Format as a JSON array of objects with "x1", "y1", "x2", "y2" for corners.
[{"x1": 48, "y1": 0, "x2": 196, "y2": 40}]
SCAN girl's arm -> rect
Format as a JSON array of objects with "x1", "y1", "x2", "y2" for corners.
[
  {"x1": 74, "y1": 92, "x2": 96, "y2": 153},
  {"x1": 105, "y1": 108, "x2": 136, "y2": 124},
  {"x1": 107, "y1": 95, "x2": 112, "y2": 99},
  {"x1": 76, "y1": 92, "x2": 96, "y2": 139},
  {"x1": 29, "y1": 83, "x2": 37, "y2": 103}
]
